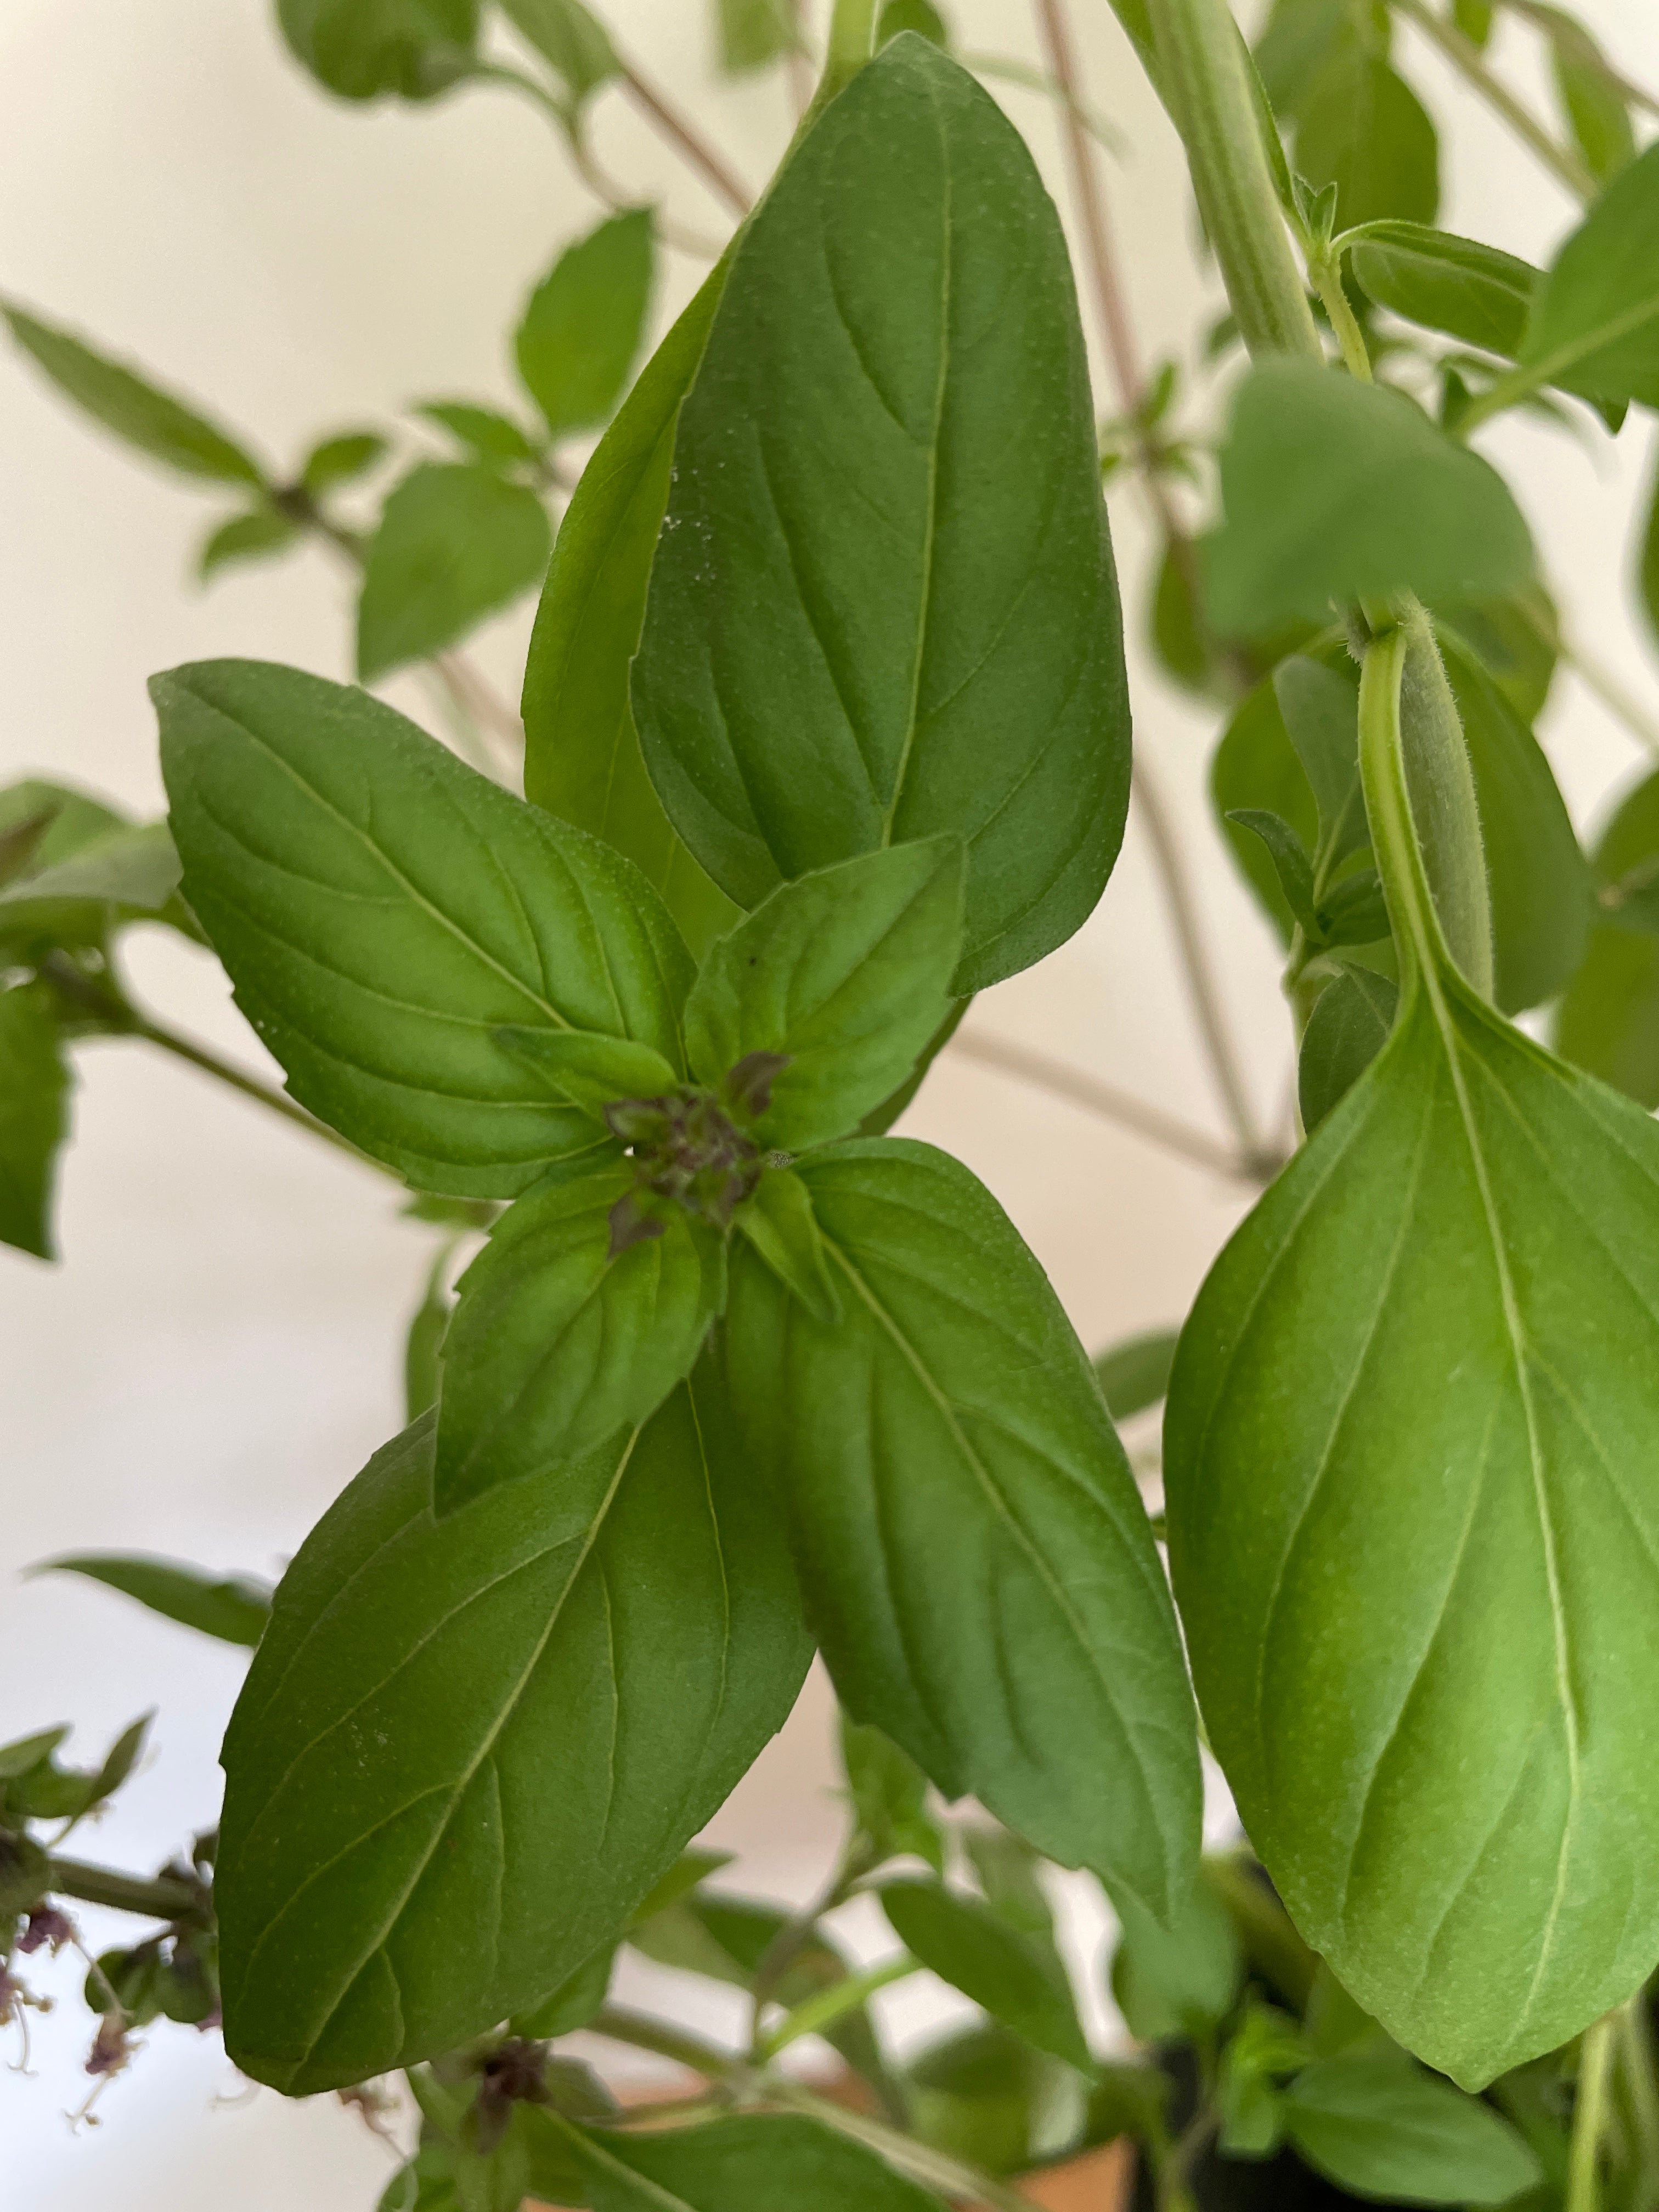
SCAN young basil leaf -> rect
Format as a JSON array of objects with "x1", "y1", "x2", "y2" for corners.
[
  {"x1": 415, "y1": 402, "x2": 541, "y2": 468},
  {"x1": 1109, "y1": 1872, "x2": 1244, "y2": 2042},
  {"x1": 276, "y1": 0, "x2": 478, "y2": 101},
  {"x1": 521, "y1": 266, "x2": 738, "y2": 961},
  {"x1": 1283, "y1": 2054, "x2": 1543, "y2": 2205},
  {"x1": 31, "y1": 1553, "x2": 272, "y2": 1648},
  {"x1": 1298, "y1": 966, "x2": 1398, "y2": 1131},
  {"x1": 1224, "y1": 810, "x2": 1319, "y2": 933},
  {"x1": 1344, "y1": 223, "x2": 1537, "y2": 359},
  {"x1": 515, "y1": 211, "x2": 655, "y2": 444},
  {"x1": 1548, "y1": 30, "x2": 1635, "y2": 186},
  {"x1": 434, "y1": 1160, "x2": 725, "y2": 1516},
  {"x1": 714, "y1": 0, "x2": 795, "y2": 74},
  {"x1": 217, "y1": 1367, "x2": 810, "y2": 2094},
  {"x1": 566, "y1": 2114, "x2": 945, "y2": 2210},
  {"x1": 1212, "y1": 672, "x2": 1326, "y2": 942},
  {"x1": 357, "y1": 462, "x2": 551, "y2": 681},
  {"x1": 879, "y1": 0, "x2": 948, "y2": 43},
  {"x1": 841, "y1": 1718, "x2": 943, "y2": 1874},
  {"x1": 1514, "y1": 141, "x2": 1659, "y2": 409},
  {"x1": 6, "y1": 1714, "x2": 151, "y2": 1821},
  {"x1": 0, "y1": 820, "x2": 187, "y2": 938},
  {"x1": 736, "y1": 1167, "x2": 842, "y2": 1327},
  {"x1": 724, "y1": 1138, "x2": 1201, "y2": 1923},
  {"x1": 1558, "y1": 768, "x2": 1659, "y2": 1108},
  {"x1": 1167, "y1": 623, "x2": 1659, "y2": 2087},
  {"x1": 404, "y1": 1248, "x2": 454, "y2": 1421},
  {"x1": 0, "y1": 983, "x2": 69, "y2": 1260},
  {"x1": 1091, "y1": 1329, "x2": 1180, "y2": 1421},
  {"x1": 632, "y1": 36, "x2": 1132, "y2": 995},
  {"x1": 1204, "y1": 361, "x2": 1534, "y2": 634},
  {"x1": 494, "y1": 1030, "x2": 679, "y2": 1121},
  {"x1": 301, "y1": 430, "x2": 387, "y2": 493},
  {"x1": 198, "y1": 507, "x2": 301, "y2": 582},
  {"x1": 1276, "y1": 653, "x2": 1368, "y2": 882},
  {"x1": 498, "y1": 0, "x2": 617, "y2": 106},
  {"x1": 1294, "y1": 56, "x2": 1439, "y2": 230},
  {"x1": 3, "y1": 300, "x2": 266, "y2": 487},
  {"x1": 684, "y1": 840, "x2": 964, "y2": 1151},
  {"x1": 155, "y1": 658, "x2": 693, "y2": 1198},
  {"x1": 882, "y1": 1877, "x2": 1092, "y2": 2070}
]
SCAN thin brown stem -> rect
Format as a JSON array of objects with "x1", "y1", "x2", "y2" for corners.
[
  {"x1": 951, "y1": 1025, "x2": 1272, "y2": 1184},
  {"x1": 1393, "y1": 0, "x2": 1594, "y2": 201},
  {"x1": 618, "y1": 62, "x2": 754, "y2": 218}
]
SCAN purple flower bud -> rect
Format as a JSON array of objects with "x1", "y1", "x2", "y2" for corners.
[
  {"x1": 18, "y1": 1906, "x2": 72, "y2": 1956},
  {"x1": 86, "y1": 2018, "x2": 131, "y2": 2078}
]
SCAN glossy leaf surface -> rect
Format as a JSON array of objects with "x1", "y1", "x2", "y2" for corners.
[
  {"x1": 217, "y1": 1373, "x2": 810, "y2": 2093},
  {"x1": 156, "y1": 659, "x2": 692, "y2": 1198},
  {"x1": 1344, "y1": 223, "x2": 1535, "y2": 359},
  {"x1": 568, "y1": 2114, "x2": 944, "y2": 2210},
  {"x1": 515, "y1": 210, "x2": 654, "y2": 442},
  {"x1": 357, "y1": 463, "x2": 551, "y2": 681},
  {"x1": 35, "y1": 1553, "x2": 272, "y2": 1647},
  {"x1": 633, "y1": 36, "x2": 1131, "y2": 994},
  {"x1": 881, "y1": 1877, "x2": 1091, "y2": 2069},
  {"x1": 725, "y1": 1138, "x2": 1201, "y2": 1920},
  {"x1": 1283, "y1": 2055, "x2": 1542, "y2": 2205}
]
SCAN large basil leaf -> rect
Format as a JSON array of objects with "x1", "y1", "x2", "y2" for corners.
[
  {"x1": 357, "y1": 464, "x2": 551, "y2": 682},
  {"x1": 521, "y1": 268, "x2": 737, "y2": 960},
  {"x1": 34, "y1": 1553, "x2": 272, "y2": 1647},
  {"x1": 1204, "y1": 361, "x2": 1533, "y2": 635},
  {"x1": 1344, "y1": 223, "x2": 1536, "y2": 359},
  {"x1": 276, "y1": 0, "x2": 478, "y2": 101},
  {"x1": 1512, "y1": 141, "x2": 1659, "y2": 409},
  {"x1": 1166, "y1": 623, "x2": 1659, "y2": 2087},
  {"x1": 632, "y1": 36, "x2": 1131, "y2": 995},
  {"x1": 567, "y1": 2114, "x2": 944, "y2": 2209},
  {"x1": 515, "y1": 211, "x2": 654, "y2": 443},
  {"x1": 684, "y1": 840, "x2": 964, "y2": 1150},
  {"x1": 724, "y1": 1138, "x2": 1201, "y2": 1922},
  {"x1": 216, "y1": 1365, "x2": 810, "y2": 2094},
  {"x1": 155, "y1": 659, "x2": 693, "y2": 1198},
  {"x1": 1558, "y1": 768, "x2": 1659, "y2": 1108},
  {"x1": 0, "y1": 982, "x2": 69, "y2": 1260},
  {"x1": 434, "y1": 1160, "x2": 726, "y2": 1516},
  {"x1": 879, "y1": 1877, "x2": 1091, "y2": 2069},
  {"x1": 1283, "y1": 2053, "x2": 1542, "y2": 2205},
  {"x1": 3, "y1": 301, "x2": 264, "y2": 486}
]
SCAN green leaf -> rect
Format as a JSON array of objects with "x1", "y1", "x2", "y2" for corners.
[
  {"x1": 724, "y1": 1138, "x2": 1201, "y2": 1921},
  {"x1": 908, "y1": 2021, "x2": 1074, "y2": 2177},
  {"x1": 1084, "y1": 2056, "x2": 1174, "y2": 2151},
  {"x1": 498, "y1": 0, "x2": 618, "y2": 105},
  {"x1": 1298, "y1": 966, "x2": 1398, "y2": 1130},
  {"x1": 879, "y1": 0, "x2": 948, "y2": 43},
  {"x1": 840, "y1": 1718, "x2": 942, "y2": 1874},
  {"x1": 3, "y1": 300, "x2": 265, "y2": 486},
  {"x1": 1212, "y1": 671, "x2": 1325, "y2": 942},
  {"x1": 275, "y1": 0, "x2": 478, "y2": 101},
  {"x1": 357, "y1": 462, "x2": 550, "y2": 680},
  {"x1": 1276, "y1": 653, "x2": 1369, "y2": 882},
  {"x1": 199, "y1": 507, "x2": 302, "y2": 581},
  {"x1": 0, "y1": 1726, "x2": 69, "y2": 1781},
  {"x1": 433, "y1": 1159, "x2": 726, "y2": 1515},
  {"x1": 633, "y1": 37, "x2": 1131, "y2": 996},
  {"x1": 736, "y1": 1168, "x2": 843, "y2": 1327},
  {"x1": 963, "y1": 1827, "x2": 1057, "y2": 1948},
  {"x1": 1558, "y1": 768, "x2": 1659, "y2": 1108},
  {"x1": 1514, "y1": 141, "x2": 1659, "y2": 409},
  {"x1": 1294, "y1": 55, "x2": 1439, "y2": 230},
  {"x1": 1204, "y1": 360, "x2": 1534, "y2": 634},
  {"x1": 515, "y1": 211, "x2": 655, "y2": 444},
  {"x1": 882, "y1": 1878, "x2": 1091, "y2": 2069},
  {"x1": 6, "y1": 1714, "x2": 152, "y2": 1820},
  {"x1": 154, "y1": 658, "x2": 693, "y2": 1199},
  {"x1": 302, "y1": 430, "x2": 388, "y2": 493},
  {"x1": 1549, "y1": 31, "x2": 1635, "y2": 185},
  {"x1": 714, "y1": 0, "x2": 794, "y2": 74},
  {"x1": 1453, "y1": 0, "x2": 1492, "y2": 45},
  {"x1": 33, "y1": 1554, "x2": 272, "y2": 1647},
  {"x1": 521, "y1": 266, "x2": 738, "y2": 961},
  {"x1": 0, "y1": 779, "x2": 128, "y2": 887},
  {"x1": 1642, "y1": 452, "x2": 1659, "y2": 661},
  {"x1": 0, "y1": 984, "x2": 69, "y2": 1260},
  {"x1": 1226, "y1": 810, "x2": 1318, "y2": 933},
  {"x1": 0, "y1": 820, "x2": 187, "y2": 936},
  {"x1": 404, "y1": 1250, "x2": 453, "y2": 1421},
  {"x1": 1166, "y1": 624, "x2": 1659, "y2": 2086},
  {"x1": 1344, "y1": 222, "x2": 1536, "y2": 360},
  {"x1": 1438, "y1": 582, "x2": 1559, "y2": 725},
  {"x1": 510, "y1": 1941, "x2": 615, "y2": 2038},
  {"x1": 217, "y1": 1370, "x2": 810, "y2": 2094},
  {"x1": 493, "y1": 1030, "x2": 679, "y2": 1122},
  {"x1": 684, "y1": 840, "x2": 964, "y2": 1151},
  {"x1": 1110, "y1": 1874, "x2": 1243, "y2": 2041},
  {"x1": 1092, "y1": 1329, "x2": 1180, "y2": 1421},
  {"x1": 1283, "y1": 2054, "x2": 1543, "y2": 2204},
  {"x1": 571, "y1": 2115, "x2": 943, "y2": 2209},
  {"x1": 416, "y1": 402, "x2": 541, "y2": 467}
]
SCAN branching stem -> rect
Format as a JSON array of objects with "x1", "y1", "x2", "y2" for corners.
[
  {"x1": 1392, "y1": 0, "x2": 1594, "y2": 202},
  {"x1": 47, "y1": 1857, "x2": 207, "y2": 1924}
]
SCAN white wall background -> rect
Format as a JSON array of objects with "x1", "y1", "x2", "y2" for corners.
[{"x1": 2, "y1": 0, "x2": 1656, "y2": 2202}]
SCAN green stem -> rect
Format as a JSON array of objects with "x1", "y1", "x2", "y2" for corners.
[
  {"x1": 759, "y1": 1955, "x2": 919, "y2": 2059},
  {"x1": 774, "y1": 2082, "x2": 1040, "y2": 2212},
  {"x1": 1568, "y1": 2012, "x2": 1617, "y2": 2212},
  {"x1": 747, "y1": 1841, "x2": 871, "y2": 2056},
  {"x1": 588, "y1": 2003, "x2": 750, "y2": 2084},
  {"x1": 1311, "y1": 254, "x2": 1373, "y2": 382},
  {"x1": 1392, "y1": 0, "x2": 1595, "y2": 202},
  {"x1": 1142, "y1": 0, "x2": 1319, "y2": 358},
  {"x1": 47, "y1": 1856, "x2": 206, "y2": 1923},
  {"x1": 1619, "y1": 1995, "x2": 1659, "y2": 2206},
  {"x1": 1156, "y1": 2102, "x2": 1220, "y2": 2211}
]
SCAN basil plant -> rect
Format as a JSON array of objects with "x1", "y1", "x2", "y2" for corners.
[{"x1": 8, "y1": 0, "x2": 1659, "y2": 2207}]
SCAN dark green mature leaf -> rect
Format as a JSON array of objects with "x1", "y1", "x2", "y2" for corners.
[
  {"x1": 1299, "y1": 967, "x2": 1398, "y2": 1129},
  {"x1": 1513, "y1": 141, "x2": 1659, "y2": 409},
  {"x1": 33, "y1": 1554, "x2": 272, "y2": 1647},
  {"x1": 1205, "y1": 361, "x2": 1533, "y2": 634},
  {"x1": 357, "y1": 463, "x2": 551, "y2": 681},
  {"x1": 3, "y1": 301, "x2": 265, "y2": 486},
  {"x1": 434, "y1": 1159, "x2": 726, "y2": 1515},
  {"x1": 1092, "y1": 1330, "x2": 1180, "y2": 1421},
  {"x1": 568, "y1": 2114, "x2": 944, "y2": 2210},
  {"x1": 1110, "y1": 1874, "x2": 1243, "y2": 2041},
  {"x1": 276, "y1": 0, "x2": 478, "y2": 100},
  {"x1": 155, "y1": 659, "x2": 693, "y2": 1198},
  {"x1": 1439, "y1": 582, "x2": 1559, "y2": 725},
  {"x1": 416, "y1": 402, "x2": 541, "y2": 468},
  {"x1": 1284, "y1": 2054, "x2": 1542, "y2": 2204},
  {"x1": 199, "y1": 508, "x2": 301, "y2": 582},
  {"x1": 684, "y1": 841, "x2": 964, "y2": 1150},
  {"x1": 0, "y1": 984, "x2": 69, "y2": 1259},
  {"x1": 1345, "y1": 223, "x2": 1536, "y2": 358},
  {"x1": 725, "y1": 1138, "x2": 1201, "y2": 1921},
  {"x1": 217, "y1": 1368, "x2": 810, "y2": 2094},
  {"x1": 499, "y1": 0, "x2": 617, "y2": 104},
  {"x1": 842, "y1": 1718, "x2": 943, "y2": 1872},
  {"x1": 522, "y1": 267, "x2": 737, "y2": 961},
  {"x1": 1558, "y1": 769, "x2": 1659, "y2": 1108},
  {"x1": 515, "y1": 211, "x2": 654, "y2": 443},
  {"x1": 1295, "y1": 55, "x2": 1438, "y2": 230},
  {"x1": 1167, "y1": 624, "x2": 1659, "y2": 2087},
  {"x1": 633, "y1": 36, "x2": 1131, "y2": 996},
  {"x1": 882, "y1": 1878, "x2": 1091, "y2": 2069},
  {"x1": 714, "y1": 0, "x2": 794, "y2": 74}
]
